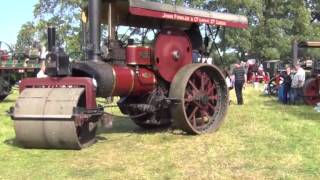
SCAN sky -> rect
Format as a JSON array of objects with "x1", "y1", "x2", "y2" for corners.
[{"x1": 0, "y1": 0, "x2": 38, "y2": 46}]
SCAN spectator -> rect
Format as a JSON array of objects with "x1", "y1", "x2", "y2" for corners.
[
  {"x1": 231, "y1": 61, "x2": 247, "y2": 105},
  {"x1": 40, "y1": 46, "x2": 48, "y2": 61},
  {"x1": 185, "y1": 23, "x2": 203, "y2": 63},
  {"x1": 290, "y1": 64, "x2": 305, "y2": 104},
  {"x1": 37, "y1": 60, "x2": 48, "y2": 78},
  {"x1": 224, "y1": 68, "x2": 233, "y2": 90},
  {"x1": 282, "y1": 66, "x2": 292, "y2": 104}
]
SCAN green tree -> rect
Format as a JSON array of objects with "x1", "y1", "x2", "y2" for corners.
[
  {"x1": 33, "y1": 0, "x2": 83, "y2": 53},
  {"x1": 15, "y1": 22, "x2": 37, "y2": 52}
]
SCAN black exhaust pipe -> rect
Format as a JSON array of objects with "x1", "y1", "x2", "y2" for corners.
[
  {"x1": 47, "y1": 26, "x2": 56, "y2": 53},
  {"x1": 292, "y1": 40, "x2": 298, "y2": 66},
  {"x1": 88, "y1": 0, "x2": 101, "y2": 61}
]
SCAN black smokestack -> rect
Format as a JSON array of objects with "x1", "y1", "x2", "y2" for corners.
[
  {"x1": 292, "y1": 40, "x2": 298, "y2": 66},
  {"x1": 47, "y1": 26, "x2": 56, "y2": 53},
  {"x1": 88, "y1": 0, "x2": 101, "y2": 61}
]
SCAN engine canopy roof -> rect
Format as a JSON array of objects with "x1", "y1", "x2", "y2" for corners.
[
  {"x1": 86, "y1": 0, "x2": 248, "y2": 29},
  {"x1": 298, "y1": 41, "x2": 320, "y2": 48}
]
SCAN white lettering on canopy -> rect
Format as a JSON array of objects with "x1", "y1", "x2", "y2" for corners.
[
  {"x1": 161, "y1": 12, "x2": 227, "y2": 26},
  {"x1": 162, "y1": 13, "x2": 174, "y2": 19}
]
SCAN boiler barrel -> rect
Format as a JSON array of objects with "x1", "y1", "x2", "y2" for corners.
[
  {"x1": 111, "y1": 66, "x2": 156, "y2": 96},
  {"x1": 72, "y1": 62, "x2": 156, "y2": 98}
]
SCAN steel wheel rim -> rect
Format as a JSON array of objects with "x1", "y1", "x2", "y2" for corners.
[
  {"x1": 170, "y1": 64, "x2": 228, "y2": 134},
  {"x1": 183, "y1": 69, "x2": 220, "y2": 132}
]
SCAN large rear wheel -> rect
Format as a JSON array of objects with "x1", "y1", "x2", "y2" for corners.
[{"x1": 169, "y1": 64, "x2": 229, "y2": 134}]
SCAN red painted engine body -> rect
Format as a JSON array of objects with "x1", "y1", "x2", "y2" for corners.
[
  {"x1": 19, "y1": 77, "x2": 97, "y2": 109},
  {"x1": 22, "y1": 29, "x2": 192, "y2": 99},
  {"x1": 111, "y1": 66, "x2": 156, "y2": 96},
  {"x1": 111, "y1": 29, "x2": 192, "y2": 96},
  {"x1": 154, "y1": 29, "x2": 192, "y2": 82},
  {"x1": 126, "y1": 46, "x2": 152, "y2": 65}
]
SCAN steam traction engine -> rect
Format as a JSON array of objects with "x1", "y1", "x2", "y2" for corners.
[{"x1": 11, "y1": 0, "x2": 248, "y2": 149}]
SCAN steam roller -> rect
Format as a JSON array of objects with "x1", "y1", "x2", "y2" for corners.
[{"x1": 10, "y1": 0, "x2": 249, "y2": 149}]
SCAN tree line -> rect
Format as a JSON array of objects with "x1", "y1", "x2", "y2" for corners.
[{"x1": 15, "y1": 0, "x2": 320, "y2": 63}]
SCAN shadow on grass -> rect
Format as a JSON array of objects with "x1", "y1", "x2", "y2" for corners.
[
  {"x1": 97, "y1": 117, "x2": 174, "y2": 134},
  {"x1": 96, "y1": 117, "x2": 187, "y2": 137},
  {"x1": 3, "y1": 138, "x2": 24, "y2": 148},
  {"x1": 1, "y1": 99, "x2": 16, "y2": 103},
  {"x1": 262, "y1": 98, "x2": 320, "y2": 122},
  {"x1": 3, "y1": 119, "x2": 188, "y2": 148}
]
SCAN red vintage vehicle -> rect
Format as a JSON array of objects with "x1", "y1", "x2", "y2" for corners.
[
  {"x1": 0, "y1": 41, "x2": 11, "y2": 61},
  {"x1": 0, "y1": 50, "x2": 9, "y2": 61},
  {"x1": 246, "y1": 60, "x2": 269, "y2": 85},
  {"x1": 297, "y1": 41, "x2": 320, "y2": 105},
  {"x1": 10, "y1": 0, "x2": 248, "y2": 149}
]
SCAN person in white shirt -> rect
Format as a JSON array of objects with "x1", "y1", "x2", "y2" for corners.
[
  {"x1": 289, "y1": 64, "x2": 305, "y2": 104},
  {"x1": 40, "y1": 46, "x2": 48, "y2": 60},
  {"x1": 37, "y1": 60, "x2": 48, "y2": 78}
]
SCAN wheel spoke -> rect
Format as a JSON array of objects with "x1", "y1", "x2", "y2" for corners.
[
  {"x1": 188, "y1": 80, "x2": 199, "y2": 92},
  {"x1": 200, "y1": 110, "x2": 211, "y2": 125},
  {"x1": 209, "y1": 95, "x2": 218, "y2": 101},
  {"x1": 188, "y1": 106, "x2": 199, "y2": 126},
  {"x1": 201, "y1": 73, "x2": 205, "y2": 90},
  {"x1": 207, "y1": 82, "x2": 216, "y2": 94},
  {"x1": 192, "y1": 116, "x2": 196, "y2": 127},
  {"x1": 208, "y1": 103, "x2": 215, "y2": 112},
  {"x1": 193, "y1": 100, "x2": 202, "y2": 108},
  {"x1": 202, "y1": 76, "x2": 210, "y2": 91},
  {"x1": 185, "y1": 91, "x2": 194, "y2": 102}
]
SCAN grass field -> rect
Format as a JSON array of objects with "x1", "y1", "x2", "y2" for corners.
[{"x1": 0, "y1": 86, "x2": 319, "y2": 180}]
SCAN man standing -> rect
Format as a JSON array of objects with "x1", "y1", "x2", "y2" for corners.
[
  {"x1": 232, "y1": 61, "x2": 247, "y2": 105},
  {"x1": 290, "y1": 64, "x2": 305, "y2": 104},
  {"x1": 282, "y1": 66, "x2": 292, "y2": 104},
  {"x1": 185, "y1": 23, "x2": 203, "y2": 63}
]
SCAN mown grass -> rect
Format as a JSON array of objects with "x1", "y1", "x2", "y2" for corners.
[{"x1": 0, "y1": 86, "x2": 319, "y2": 180}]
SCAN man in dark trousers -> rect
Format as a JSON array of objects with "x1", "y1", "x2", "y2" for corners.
[
  {"x1": 232, "y1": 61, "x2": 247, "y2": 105},
  {"x1": 282, "y1": 66, "x2": 292, "y2": 104}
]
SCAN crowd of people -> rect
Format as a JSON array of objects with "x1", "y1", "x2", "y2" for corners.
[
  {"x1": 281, "y1": 64, "x2": 306, "y2": 104},
  {"x1": 225, "y1": 61, "x2": 306, "y2": 106}
]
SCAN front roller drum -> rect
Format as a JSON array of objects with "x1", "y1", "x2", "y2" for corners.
[
  {"x1": 12, "y1": 88, "x2": 98, "y2": 150},
  {"x1": 169, "y1": 64, "x2": 229, "y2": 134}
]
